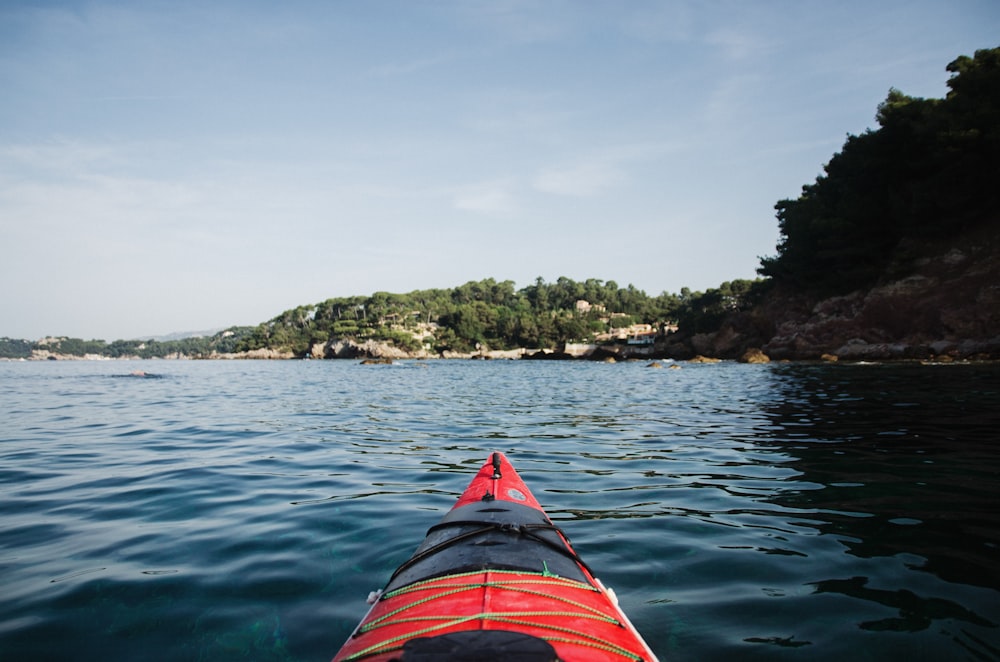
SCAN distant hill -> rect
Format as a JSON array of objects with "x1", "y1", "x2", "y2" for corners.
[
  {"x1": 0, "y1": 328, "x2": 258, "y2": 360},
  {"x1": 140, "y1": 329, "x2": 225, "y2": 342}
]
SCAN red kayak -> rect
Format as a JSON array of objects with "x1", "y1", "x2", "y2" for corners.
[{"x1": 333, "y1": 452, "x2": 659, "y2": 661}]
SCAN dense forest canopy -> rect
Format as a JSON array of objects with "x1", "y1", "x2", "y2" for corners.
[{"x1": 758, "y1": 46, "x2": 1000, "y2": 294}]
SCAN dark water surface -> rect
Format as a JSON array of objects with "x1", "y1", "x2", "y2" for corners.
[{"x1": 1, "y1": 359, "x2": 998, "y2": 660}]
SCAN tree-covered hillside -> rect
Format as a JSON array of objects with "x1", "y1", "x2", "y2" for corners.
[
  {"x1": 235, "y1": 277, "x2": 765, "y2": 357},
  {"x1": 758, "y1": 46, "x2": 1000, "y2": 294},
  {"x1": 0, "y1": 329, "x2": 258, "y2": 360},
  {"x1": 0, "y1": 278, "x2": 764, "y2": 359}
]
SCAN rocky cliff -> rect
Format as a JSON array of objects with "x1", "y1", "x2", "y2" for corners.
[
  {"x1": 309, "y1": 338, "x2": 433, "y2": 360},
  {"x1": 680, "y1": 221, "x2": 1000, "y2": 361}
]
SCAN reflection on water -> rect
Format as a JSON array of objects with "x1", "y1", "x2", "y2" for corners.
[
  {"x1": 737, "y1": 363, "x2": 1000, "y2": 659},
  {"x1": 762, "y1": 364, "x2": 999, "y2": 589},
  {"x1": 810, "y1": 576, "x2": 993, "y2": 632},
  {"x1": 0, "y1": 360, "x2": 998, "y2": 661}
]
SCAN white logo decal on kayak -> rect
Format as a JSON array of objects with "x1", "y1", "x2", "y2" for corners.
[{"x1": 507, "y1": 488, "x2": 526, "y2": 501}]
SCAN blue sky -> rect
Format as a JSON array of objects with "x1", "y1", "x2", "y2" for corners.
[{"x1": 2, "y1": 1, "x2": 998, "y2": 341}]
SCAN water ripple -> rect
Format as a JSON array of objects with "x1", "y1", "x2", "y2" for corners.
[{"x1": 1, "y1": 360, "x2": 998, "y2": 660}]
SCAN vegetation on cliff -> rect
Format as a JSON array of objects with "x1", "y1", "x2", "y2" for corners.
[{"x1": 758, "y1": 46, "x2": 1000, "y2": 295}]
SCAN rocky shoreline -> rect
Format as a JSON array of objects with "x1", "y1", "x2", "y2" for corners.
[
  {"x1": 16, "y1": 334, "x2": 999, "y2": 364},
  {"x1": 671, "y1": 227, "x2": 1000, "y2": 364}
]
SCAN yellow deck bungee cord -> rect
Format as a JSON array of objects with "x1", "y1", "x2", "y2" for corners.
[{"x1": 342, "y1": 569, "x2": 646, "y2": 661}]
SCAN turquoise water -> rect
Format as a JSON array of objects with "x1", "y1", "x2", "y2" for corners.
[{"x1": 1, "y1": 359, "x2": 998, "y2": 660}]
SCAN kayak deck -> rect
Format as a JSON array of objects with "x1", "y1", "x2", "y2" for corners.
[{"x1": 333, "y1": 453, "x2": 658, "y2": 661}]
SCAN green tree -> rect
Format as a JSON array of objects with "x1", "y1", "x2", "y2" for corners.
[
  {"x1": 0, "y1": 337, "x2": 33, "y2": 358},
  {"x1": 759, "y1": 47, "x2": 1000, "y2": 294}
]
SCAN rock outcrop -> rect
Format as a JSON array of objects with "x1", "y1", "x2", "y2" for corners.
[
  {"x1": 739, "y1": 348, "x2": 770, "y2": 364},
  {"x1": 762, "y1": 234, "x2": 1000, "y2": 361},
  {"x1": 212, "y1": 348, "x2": 295, "y2": 359},
  {"x1": 311, "y1": 339, "x2": 433, "y2": 360},
  {"x1": 683, "y1": 223, "x2": 1000, "y2": 361}
]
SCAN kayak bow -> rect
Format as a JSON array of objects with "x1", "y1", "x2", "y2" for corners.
[{"x1": 332, "y1": 452, "x2": 659, "y2": 661}]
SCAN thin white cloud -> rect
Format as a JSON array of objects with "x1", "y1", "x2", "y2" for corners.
[
  {"x1": 452, "y1": 179, "x2": 518, "y2": 214},
  {"x1": 706, "y1": 26, "x2": 769, "y2": 61},
  {"x1": 704, "y1": 73, "x2": 766, "y2": 125},
  {"x1": 2, "y1": 140, "x2": 122, "y2": 176},
  {"x1": 0, "y1": 139, "x2": 202, "y2": 219},
  {"x1": 531, "y1": 141, "x2": 678, "y2": 198},
  {"x1": 618, "y1": 2, "x2": 697, "y2": 43},
  {"x1": 367, "y1": 54, "x2": 453, "y2": 78},
  {"x1": 452, "y1": 0, "x2": 580, "y2": 43},
  {"x1": 533, "y1": 160, "x2": 625, "y2": 197}
]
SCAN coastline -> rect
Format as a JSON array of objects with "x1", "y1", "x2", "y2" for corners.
[{"x1": 10, "y1": 336, "x2": 999, "y2": 364}]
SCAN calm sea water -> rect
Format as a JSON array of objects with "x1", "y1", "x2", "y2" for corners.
[{"x1": 1, "y1": 359, "x2": 998, "y2": 661}]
